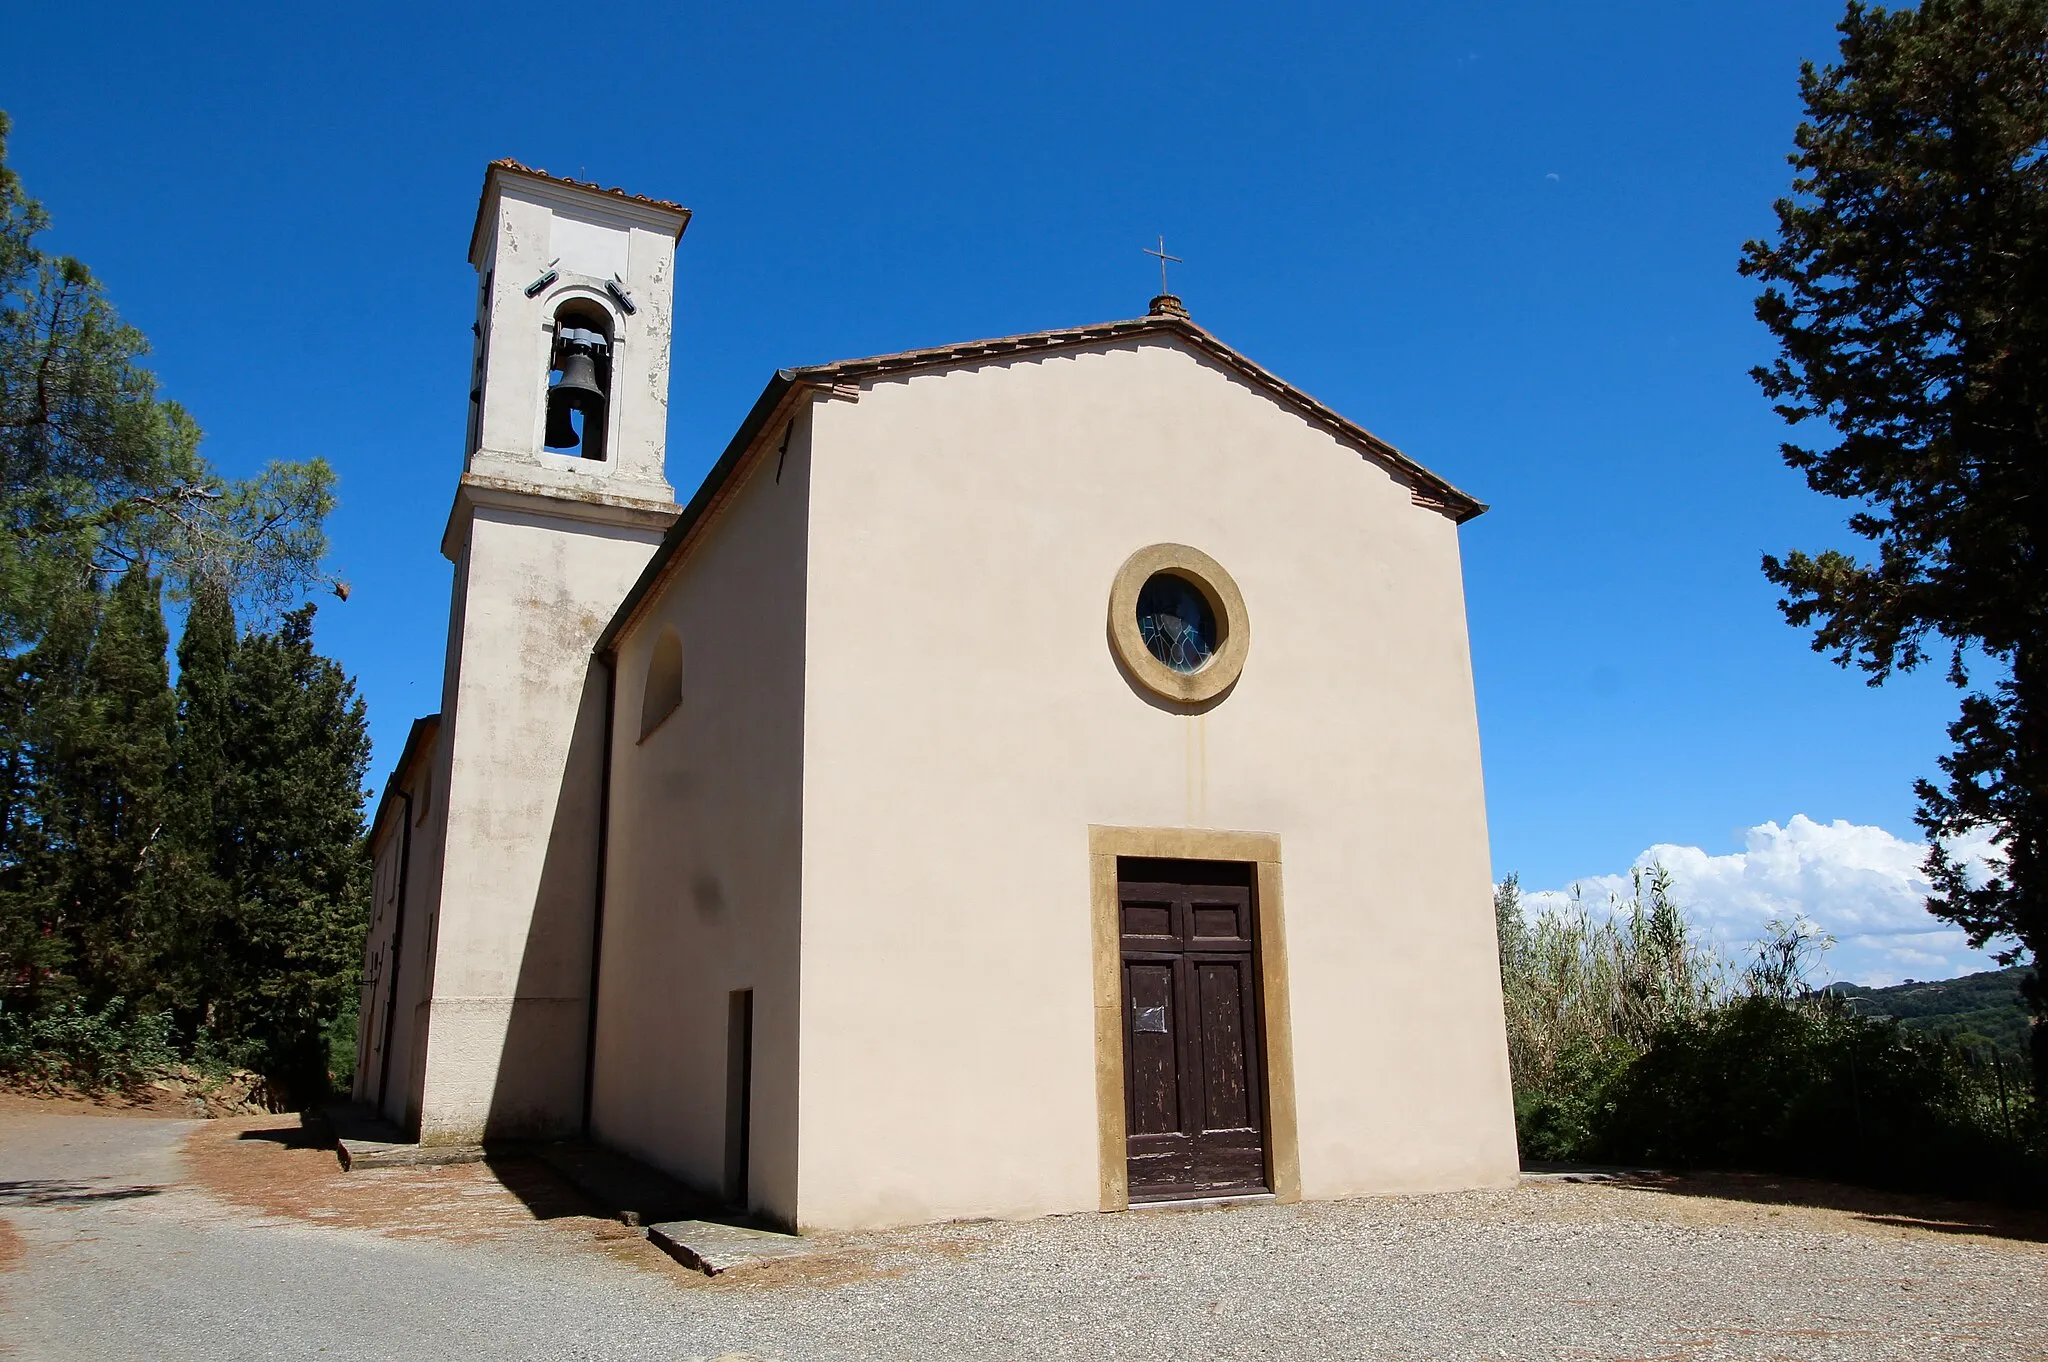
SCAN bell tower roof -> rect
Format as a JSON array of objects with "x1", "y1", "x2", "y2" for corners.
[{"x1": 468, "y1": 160, "x2": 691, "y2": 265}]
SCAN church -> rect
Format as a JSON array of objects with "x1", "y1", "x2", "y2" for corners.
[{"x1": 352, "y1": 160, "x2": 1518, "y2": 1232}]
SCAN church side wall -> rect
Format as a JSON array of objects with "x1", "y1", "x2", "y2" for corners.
[
  {"x1": 354, "y1": 809, "x2": 404, "y2": 1106},
  {"x1": 794, "y1": 339, "x2": 1516, "y2": 1230},
  {"x1": 379, "y1": 738, "x2": 444, "y2": 1133},
  {"x1": 400, "y1": 549, "x2": 470, "y2": 1135},
  {"x1": 354, "y1": 721, "x2": 444, "y2": 1129},
  {"x1": 590, "y1": 415, "x2": 812, "y2": 1227},
  {"x1": 415, "y1": 507, "x2": 668, "y2": 1144}
]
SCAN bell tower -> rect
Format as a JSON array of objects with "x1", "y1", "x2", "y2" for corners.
[
  {"x1": 461, "y1": 159, "x2": 686, "y2": 504},
  {"x1": 410, "y1": 162, "x2": 687, "y2": 1145}
]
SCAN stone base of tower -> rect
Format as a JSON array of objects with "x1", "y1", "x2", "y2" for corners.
[{"x1": 415, "y1": 479, "x2": 677, "y2": 1148}]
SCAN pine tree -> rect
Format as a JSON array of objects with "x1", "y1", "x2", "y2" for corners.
[
  {"x1": 1, "y1": 112, "x2": 339, "y2": 652},
  {"x1": 1, "y1": 116, "x2": 363, "y2": 1088},
  {"x1": 1740, "y1": 0, "x2": 2048, "y2": 1090},
  {"x1": 212, "y1": 604, "x2": 370, "y2": 1097}
]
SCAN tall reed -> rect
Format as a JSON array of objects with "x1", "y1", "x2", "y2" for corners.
[{"x1": 1494, "y1": 866, "x2": 1727, "y2": 1101}]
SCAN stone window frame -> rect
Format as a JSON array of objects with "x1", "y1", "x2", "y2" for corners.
[{"x1": 1107, "y1": 543, "x2": 1250, "y2": 704}]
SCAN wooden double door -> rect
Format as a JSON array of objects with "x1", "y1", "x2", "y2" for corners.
[{"x1": 1119, "y1": 858, "x2": 1270, "y2": 1201}]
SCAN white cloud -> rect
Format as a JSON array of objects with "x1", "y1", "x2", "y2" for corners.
[{"x1": 1519, "y1": 815, "x2": 2008, "y2": 988}]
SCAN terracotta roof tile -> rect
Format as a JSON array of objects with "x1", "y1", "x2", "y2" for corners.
[
  {"x1": 486, "y1": 158, "x2": 692, "y2": 217},
  {"x1": 369, "y1": 714, "x2": 439, "y2": 847}
]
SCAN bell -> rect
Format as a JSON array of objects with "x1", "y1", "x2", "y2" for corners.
[
  {"x1": 554, "y1": 348, "x2": 605, "y2": 407},
  {"x1": 544, "y1": 333, "x2": 608, "y2": 452},
  {"x1": 544, "y1": 392, "x2": 580, "y2": 450}
]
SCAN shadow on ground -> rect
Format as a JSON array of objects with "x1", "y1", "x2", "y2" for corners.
[
  {"x1": 479, "y1": 1155, "x2": 613, "y2": 1223},
  {"x1": 236, "y1": 1124, "x2": 332, "y2": 1151},
  {"x1": 482, "y1": 1141, "x2": 765, "y2": 1231},
  {"x1": 0, "y1": 1178, "x2": 165, "y2": 1207},
  {"x1": 264, "y1": 1109, "x2": 727, "y2": 1232},
  {"x1": 1607, "y1": 1169, "x2": 2048, "y2": 1244}
]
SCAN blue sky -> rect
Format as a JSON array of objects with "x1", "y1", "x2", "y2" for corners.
[{"x1": 2, "y1": 2, "x2": 1997, "y2": 982}]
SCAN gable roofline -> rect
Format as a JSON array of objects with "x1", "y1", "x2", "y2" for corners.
[
  {"x1": 782, "y1": 314, "x2": 1486, "y2": 522},
  {"x1": 594, "y1": 313, "x2": 1486, "y2": 659},
  {"x1": 369, "y1": 713, "x2": 441, "y2": 849}
]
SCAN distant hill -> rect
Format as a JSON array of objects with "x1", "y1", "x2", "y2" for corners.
[{"x1": 1824, "y1": 966, "x2": 2035, "y2": 1060}]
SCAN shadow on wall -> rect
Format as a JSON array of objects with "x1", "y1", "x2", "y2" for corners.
[{"x1": 486, "y1": 657, "x2": 613, "y2": 1140}]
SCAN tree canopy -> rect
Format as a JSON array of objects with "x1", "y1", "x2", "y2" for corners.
[
  {"x1": 0, "y1": 111, "x2": 337, "y2": 651},
  {"x1": 1740, "y1": 0, "x2": 2048, "y2": 1081}
]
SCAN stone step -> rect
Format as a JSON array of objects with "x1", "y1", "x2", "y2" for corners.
[
  {"x1": 311, "y1": 1103, "x2": 485, "y2": 1171},
  {"x1": 646, "y1": 1219, "x2": 816, "y2": 1275}
]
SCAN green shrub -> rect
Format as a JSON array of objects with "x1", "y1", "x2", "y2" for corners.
[
  {"x1": 1514, "y1": 1039, "x2": 1633, "y2": 1162},
  {"x1": 325, "y1": 993, "x2": 358, "y2": 1092},
  {"x1": 1596, "y1": 997, "x2": 2042, "y2": 1200},
  {"x1": 1497, "y1": 868, "x2": 2044, "y2": 1200},
  {"x1": 0, "y1": 996, "x2": 176, "y2": 1090}
]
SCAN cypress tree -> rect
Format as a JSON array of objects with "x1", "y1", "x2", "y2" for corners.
[
  {"x1": 154, "y1": 580, "x2": 235, "y2": 1041},
  {"x1": 213, "y1": 603, "x2": 370, "y2": 1097},
  {"x1": 1, "y1": 120, "x2": 356, "y2": 1085},
  {"x1": 0, "y1": 575, "x2": 97, "y2": 1010}
]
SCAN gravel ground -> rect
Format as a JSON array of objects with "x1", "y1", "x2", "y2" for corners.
[{"x1": 2, "y1": 1104, "x2": 2043, "y2": 1361}]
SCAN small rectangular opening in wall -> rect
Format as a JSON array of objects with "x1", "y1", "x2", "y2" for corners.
[
  {"x1": 1115, "y1": 856, "x2": 1254, "y2": 888},
  {"x1": 724, "y1": 989, "x2": 754, "y2": 1209}
]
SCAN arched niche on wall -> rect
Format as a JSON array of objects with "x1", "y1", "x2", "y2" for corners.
[{"x1": 640, "y1": 626, "x2": 682, "y2": 740}]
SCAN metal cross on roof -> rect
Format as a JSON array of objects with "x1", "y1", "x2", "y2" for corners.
[{"x1": 1143, "y1": 235, "x2": 1183, "y2": 296}]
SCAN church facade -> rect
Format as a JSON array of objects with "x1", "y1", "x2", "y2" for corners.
[{"x1": 354, "y1": 161, "x2": 1518, "y2": 1232}]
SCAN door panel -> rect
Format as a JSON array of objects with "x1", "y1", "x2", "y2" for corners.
[
  {"x1": 1118, "y1": 862, "x2": 1268, "y2": 1201},
  {"x1": 1120, "y1": 897, "x2": 1175, "y2": 943},
  {"x1": 1195, "y1": 959, "x2": 1252, "y2": 1130},
  {"x1": 1123, "y1": 960, "x2": 1180, "y2": 1136}
]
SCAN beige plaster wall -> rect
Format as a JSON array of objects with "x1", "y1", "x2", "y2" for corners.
[
  {"x1": 354, "y1": 727, "x2": 442, "y2": 1131},
  {"x1": 415, "y1": 500, "x2": 670, "y2": 1143},
  {"x1": 589, "y1": 415, "x2": 812, "y2": 1226},
  {"x1": 380, "y1": 748, "x2": 445, "y2": 1134},
  {"x1": 399, "y1": 555, "x2": 472, "y2": 1136},
  {"x1": 793, "y1": 337, "x2": 1514, "y2": 1229},
  {"x1": 354, "y1": 807, "x2": 404, "y2": 1105}
]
